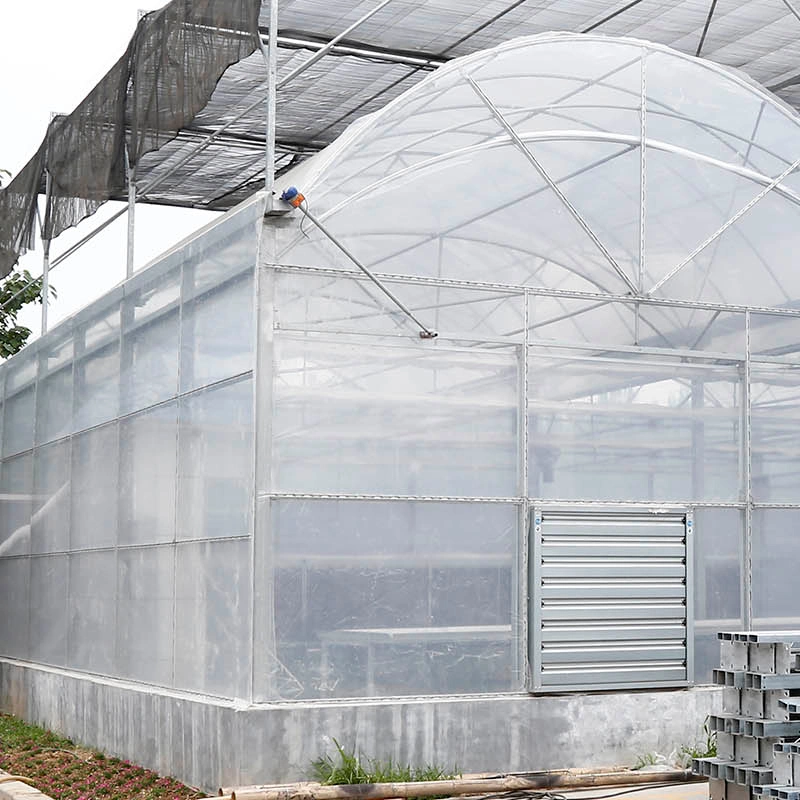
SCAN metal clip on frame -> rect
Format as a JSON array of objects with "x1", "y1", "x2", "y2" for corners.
[{"x1": 279, "y1": 187, "x2": 439, "y2": 340}]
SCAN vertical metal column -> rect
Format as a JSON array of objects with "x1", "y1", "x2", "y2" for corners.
[
  {"x1": 685, "y1": 509, "x2": 695, "y2": 683},
  {"x1": 691, "y1": 378, "x2": 705, "y2": 499},
  {"x1": 744, "y1": 310, "x2": 753, "y2": 629},
  {"x1": 264, "y1": 0, "x2": 279, "y2": 207},
  {"x1": 41, "y1": 171, "x2": 52, "y2": 335},
  {"x1": 638, "y1": 47, "x2": 647, "y2": 293},
  {"x1": 248, "y1": 0, "x2": 280, "y2": 702},
  {"x1": 519, "y1": 290, "x2": 530, "y2": 688},
  {"x1": 41, "y1": 243, "x2": 50, "y2": 334},
  {"x1": 251, "y1": 207, "x2": 277, "y2": 703},
  {"x1": 249, "y1": 0, "x2": 280, "y2": 705},
  {"x1": 125, "y1": 145, "x2": 136, "y2": 278},
  {"x1": 636, "y1": 48, "x2": 646, "y2": 344}
]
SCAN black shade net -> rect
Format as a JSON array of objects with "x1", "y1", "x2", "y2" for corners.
[
  {"x1": 4, "y1": 0, "x2": 800, "y2": 281},
  {"x1": 0, "y1": 0, "x2": 260, "y2": 278}
]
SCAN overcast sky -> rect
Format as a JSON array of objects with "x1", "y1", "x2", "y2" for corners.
[{"x1": 0, "y1": 1, "x2": 220, "y2": 340}]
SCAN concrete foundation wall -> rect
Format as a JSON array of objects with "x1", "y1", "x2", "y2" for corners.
[{"x1": 1, "y1": 658, "x2": 721, "y2": 793}]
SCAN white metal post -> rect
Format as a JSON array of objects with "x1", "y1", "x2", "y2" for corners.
[
  {"x1": 264, "y1": 0, "x2": 279, "y2": 207},
  {"x1": 744, "y1": 310, "x2": 753, "y2": 629},
  {"x1": 520, "y1": 289, "x2": 530, "y2": 689},
  {"x1": 125, "y1": 144, "x2": 136, "y2": 278},
  {"x1": 41, "y1": 241, "x2": 50, "y2": 335},
  {"x1": 41, "y1": 170, "x2": 52, "y2": 335},
  {"x1": 639, "y1": 46, "x2": 646, "y2": 293}
]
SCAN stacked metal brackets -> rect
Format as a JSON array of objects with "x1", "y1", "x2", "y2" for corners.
[{"x1": 692, "y1": 632, "x2": 800, "y2": 800}]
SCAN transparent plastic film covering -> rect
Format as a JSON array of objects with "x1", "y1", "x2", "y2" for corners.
[
  {"x1": 276, "y1": 33, "x2": 800, "y2": 312},
  {"x1": 0, "y1": 196, "x2": 263, "y2": 698}
]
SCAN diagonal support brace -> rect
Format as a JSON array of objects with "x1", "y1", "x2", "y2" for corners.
[
  {"x1": 648, "y1": 154, "x2": 800, "y2": 296},
  {"x1": 281, "y1": 189, "x2": 438, "y2": 339},
  {"x1": 466, "y1": 74, "x2": 640, "y2": 297}
]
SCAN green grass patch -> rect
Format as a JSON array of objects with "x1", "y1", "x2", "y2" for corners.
[
  {"x1": 0, "y1": 713, "x2": 73, "y2": 750},
  {"x1": 311, "y1": 739, "x2": 458, "y2": 786}
]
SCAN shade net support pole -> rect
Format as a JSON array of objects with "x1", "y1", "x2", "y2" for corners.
[
  {"x1": 260, "y1": 0, "x2": 279, "y2": 207},
  {"x1": 125, "y1": 145, "x2": 136, "y2": 278},
  {"x1": 41, "y1": 170, "x2": 52, "y2": 335}
]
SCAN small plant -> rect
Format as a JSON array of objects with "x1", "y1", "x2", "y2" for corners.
[
  {"x1": 312, "y1": 739, "x2": 458, "y2": 788},
  {"x1": 678, "y1": 716, "x2": 717, "y2": 763},
  {"x1": 632, "y1": 752, "x2": 659, "y2": 770}
]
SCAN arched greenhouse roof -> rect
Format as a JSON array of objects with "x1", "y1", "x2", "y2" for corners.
[{"x1": 278, "y1": 33, "x2": 800, "y2": 318}]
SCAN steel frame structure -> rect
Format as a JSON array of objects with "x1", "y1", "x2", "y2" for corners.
[
  {"x1": 260, "y1": 23, "x2": 800, "y2": 664},
  {"x1": 264, "y1": 261, "x2": 793, "y2": 647},
  {"x1": 251, "y1": 27, "x2": 800, "y2": 678}
]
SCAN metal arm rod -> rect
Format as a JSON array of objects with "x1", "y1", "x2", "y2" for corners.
[
  {"x1": 277, "y1": 0, "x2": 396, "y2": 88},
  {"x1": 0, "y1": 204, "x2": 127, "y2": 316},
  {"x1": 273, "y1": 34, "x2": 446, "y2": 69},
  {"x1": 695, "y1": 0, "x2": 718, "y2": 58},
  {"x1": 53, "y1": 207, "x2": 127, "y2": 270},
  {"x1": 648, "y1": 154, "x2": 800, "y2": 296},
  {"x1": 295, "y1": 202, "x2": 437, "y2": 338},
  {"x1": 466, "y1": 75, "x2": 640, "y2": 297}
]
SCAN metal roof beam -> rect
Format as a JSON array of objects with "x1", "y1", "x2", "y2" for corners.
[
  {"x1": 695, "y1": 0, "x2": 719, "y2": 58},
  {"x1": 581, "y1": 0, "x2": 647, "y2": 33},
  {"x1": 266, "y1": 30, "x2": 447, "y2": 69},
  {"x1": 450, "y1": 78, "x2": 640, "y2": 296},
  {"x1": 780, "y1": 0, "x2": 800, "y2": 24}
]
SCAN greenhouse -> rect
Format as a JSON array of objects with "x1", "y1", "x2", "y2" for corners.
[{"x1": 3, "y1": 3, "x2": 800, "y2": 791}]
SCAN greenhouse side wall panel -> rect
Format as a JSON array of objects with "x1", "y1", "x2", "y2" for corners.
[{"x1": 0, "y1": 199, "x2": 261, "y2": 699}]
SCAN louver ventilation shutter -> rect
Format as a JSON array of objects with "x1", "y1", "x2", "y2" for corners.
[{"x1": 531, "y1": 508, "x2": 691, "y2": 691}]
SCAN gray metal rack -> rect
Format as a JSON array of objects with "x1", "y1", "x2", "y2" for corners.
[{"x1": 693, "y1": 632, "x2": 800, "y2": 800}]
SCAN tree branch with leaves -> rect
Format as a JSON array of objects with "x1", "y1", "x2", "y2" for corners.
[
  {"x1": 0, "y1": 270, "x2": 54, "y2": 359},
  {"x1": 0, "y1": 167, "x2": 57, "y2": 358}
]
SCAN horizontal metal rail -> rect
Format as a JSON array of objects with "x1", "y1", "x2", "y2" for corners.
[
  {"x1": 271, "y1": 33, "x2": 447, "y2": 69},
  {"x1": 274, "y1": 261, "x2": 800, "y2": 318}
]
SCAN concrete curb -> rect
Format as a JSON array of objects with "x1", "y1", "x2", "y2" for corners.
[{"x1": 0, "y1": 770, "x2": 55, "y2": 800}]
